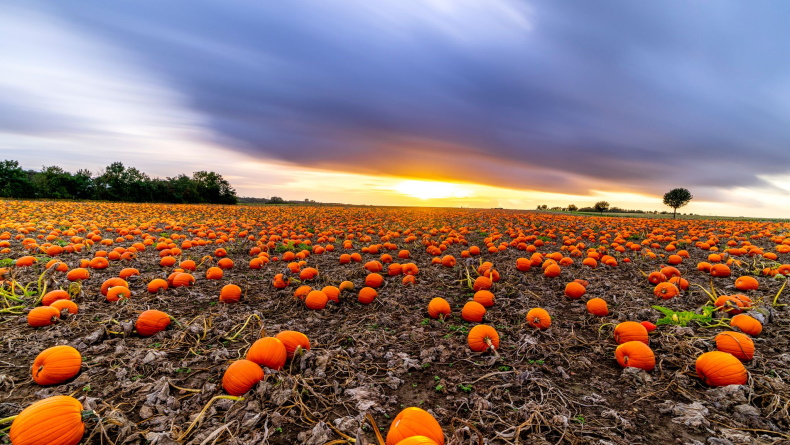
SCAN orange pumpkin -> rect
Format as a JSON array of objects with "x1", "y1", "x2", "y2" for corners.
[
  {"x1": 339, "y1": 280, "x2": 354, "y2": 292},
  {"x1": 219, "y1": 284, "x2": 242, "y2": 303},
  {"x1": 647, "y1": 271, "x2": 667, "y2": 284},
  {"x1": 9, "y1": 395, "x2": 86, "y2": 445},
  {"x1": 135, "y1": 310, "x2": 172, "y2": 337},
  {"x1": 525, "y1": 307, "x2": 551, "y2": 329},
  {"x1": 106, "y1": 286, "x2": 130, "y2": 302},
  {"x1": 41, "y1": 290, "x2": 70, "y2": 306},
  {"x1": 473, "y1": 290, "x2": 495, "y2": 308},
  {"x1": 615, "y1": 341, "x2": 655, "y2": 371},
  {"x1": 613, "y1": 321, "x2": 648, "y2": 345},
  {"x1": 461, "y1": 301, "x2": 486, "y2": 323},
  {"x1": 222, "y1": 359, "x2": 264, "y2": 396},
  {"x1": 564, "y1": 282, "x2": 586, "y2": 299},
  {"x1": 32, "y1": 345, "x2": 82, "y2": 385},
  {"x1": 543, "y1": 264, "x2": 561, "y2": 278},
  {"x1": 28, "y1": 306, "x2": 61, "y2": 327},
  {"x1": 171, "y1": 273, "x2": 195, "y2": 287},
  {"x1": 217, "y1": 258, "x2": 234, "y2": 269},
  {"x1": 386, "y1": 407, "x2": 444, "y2": 445},
  {"x1": 734, "y1": 276, "x2": 759, "y2": 291},
  {"x1": 653, "y1": 282, "x2": 679, "y2": 299},
  {"x1": 714, "y1": 295, "x2": 752, "y2": 315},
  {"x1": 715, "y1": 331, "x2": 754, "y2": 361},
  {"x1": 472, "y1": 276, "x2": 492, "y2": 292},
  {"x1": 276, "y1": 330, "x2": 311, "y2": 359},
  {"x1": 586, "y1": 298, "x2": 609, "y2": 316},
  {"x1": 15, "y1": 256, "x2": 38, "y2": 267},
  {"x1": 305, "y1": 290, "x2": 329, "y2": 310},
  {"x1": 467, "y1": 324, "x2": 499, "y2": 352},
  {"x1": 50, "y1": 299, "x2": 79, "y2": 315},
  {"x1": 246, "y1": 337, "x2": 287, "y2": 371},
  {"x1": 365, "y1": 273, "x2": 384, "y2": 288},
  {"x1": 147, "y1": 278, "x2": 168, "y2": 293},
  {"x1": 272, "y1": 273, "x2": 289, "y2": 288},
  {"x1": 427, "y1": 298, "x2": 451, "y2": 319},
  {"x1": 358, "y1": 287, "x2": 378, "y2": 304},
  {"x1": 66, "y1": 268, "x2": 90, "y2": 281},
  {"x1": 321, "y1": 286, "x2": 340, "y2": 303},
  {"x1": 710, "y1": 264, "x2": 732, "y2": 278},
  {"x1": 206, "y1": 266, "x2": 224, "y2": 280},
  {"x1": 695, "y1": 351, "x2": 748, "y2": 386},
  {"x1": 730, "y1": 314, "x2": 762, "y2": 336},
  {"x1": 364, "y1": 261, "x2": 383, "y2": 273},
  {"x1": 394, "y1": 437, "x2": 439, "y2": 445},
  {"x1": 299, "y1": 267, "x2": 319, "y2": 280}
]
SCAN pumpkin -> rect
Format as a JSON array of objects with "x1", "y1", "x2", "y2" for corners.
[
  {"x1": 668, "y1": 276, "x2": 689, "y2": 290},
  {"x1": 386, "y1": 407, "x2": 444, "y2": 445},
  {"x1": 135, "y1": 310, "x2": 172, "y2": 337},
  {"x1": 525, "y1": 308, "x2": 551, "y2": 329},
  {"x1": 364, "y1": 261, "x2": 383, "y2": 273},
  {"x1": 467, "y1": 324, "x2": 500, "y2": 352},
  {"x1": 28, "y1": 306, "x2": 61, "y2": 327},
  {"x1": 695, "y1": 351, "x2": 748, "y2": 386},
  {"x1": 50, "y1": 299, "x2": 78, "y2": 315},
  {"x1": 299, "y1": 267, "x2": 319, "y2": 280},
  {"x1": 305, "y1": 290, "x2": 329, "y2": 310},
  {"x1": 473, "y1": 290, "x2": 495, "y2": 308},
  {"x1": 293, "y1": 285, "x2": 312, "y2": 301},
  {"x1": 472, "y1": 276, "x2": 492, "y2": 292},
  {"x1": 9, "y1": 395, "x2": 87, "y2": 445},
  {"x1": 388, "y1": 263, "x2": 403, "y2": 276},
  {"x1": 171, "y1": 273, "x2": 195, "y2": 287},
  {"x1": 715, "y1": 331, "x2": 754, "y2": 361},
  {"x1": 321, "y1": 286, "x2": 340, "y2": 303},
  {"x1": 441, "y1": 255, "x2": 456, "y2": 267},
  {"x1": 461, "y1": 301, "x2": 486, "y2": 323},
  {"x1": 15, "y1": 256, "x2": 38, "y2": 267},
  {"x1": 365, "y1": 273, "x2": 384, "y2": 288},
  {"x1": 653, "y1": 282, "x2": 679, "y2": 299},
  {"x1": 276, "y1": 330, "x2": 311, "y2": 359},
  {"x1": 219, "y1": 284, "x2": 242, "y2": 303},
  {"x1": 99, "y1": 278, "x2": 129, "y2": 297},
  {"x1": 339, "y1": 280, "x2": 354, "y2": 292},
  {"x1": 179, "y1": 259, "x2": 196, "y2": 271},
  {"x1": 159, "y1": 256, "x2": 177, "y2": 267},
  {"x1": 647, "y1": 271, "x2": 667, "y2": 284},
  {"x1": 427, "y1": 298, "x2": 451, "y2": 319},
  {"x1": 106, "y1": 286, "x2": 130, "y2": 302},
  {"x1": 66, "y1": 268, "x2": 89, "y2": 281},
  {"x1": 272, "y1": 273, "x2": 289, "y2": 288},
  {"x1": 543, "y1": 264, "x2": 561, "y2": 278},
  {"x1": 88, "y1": 257, "x2": 109, "y2": 269},
  {"x1": 217, "y1": 258, "x2": 234, "y2": 269},
  {"x1": 206, "y1": 267, "x2": 224, "y2": 280},
  {"x1": 710, "y1": 264, "x2": 731, "y2": 278},
  {"x1": 147, "y1": 278, "x2": 168, "y2": 293},
  {"x1": 395, "y1": 437, "x2": 439, "y2": 445},
  {"x1": 32, "y1": 345, "x2": 82, "y2": 385},
  {"x1": 734, "y1": 276, "x2": 759, "y2": 291},
  {"x1": 615, "y1": 341, "x2": 655, "y2": 371},
  {"x1": 660, "y1": 266, "x2": 681, "y2": 279},
  {"x1": 358, "y1": 287, "x2": 378, "y2": 304},
  {"x1": 222, "y1": 359, "x2": 264, "y2": 396},
  {"x1": 516, "y1": 258, "x2": 531, "y2": 271},
  {"x1": 246, "y1": 337, "x2": 287, "y2": 370},
  {"x1": 613, "y1": 322, "x2": 648, "y2": 345},
  {"x1": 402, "y1": 263, "x2": 419, "y2": 276},
  {"x1": 640, "y1": 321, "x2": 657, "y2": 332},
  {"x1": 715, "y1": 294, "x2": 752, "y2": 315},
  {"x1": 41, "y1": 290, "x2": 70, "y2": 306},
  {"x1": 586, "y1": 298, "x2": 609, "y2": 316},
  {"x1": 564, "y1": 282, "x2": 586, "y2": 299},
  {"x1": 730, "y1": 314, "x2": 762, "y2": 336}
]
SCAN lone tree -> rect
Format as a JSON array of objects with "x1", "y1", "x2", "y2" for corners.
[
  {"x1": 567, "y1": 204, "x2": 578, "y2": 212},
  {"x1": 593, "y1": 201, "x2": 610, "y2": 215},
  {"x1": 663, "y1": 188, "x2": 693, "y2": 218}
]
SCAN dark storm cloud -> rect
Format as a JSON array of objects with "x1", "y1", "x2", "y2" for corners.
[{"x1": 21, "y1": 1, "x2": 790, "y2": 194}]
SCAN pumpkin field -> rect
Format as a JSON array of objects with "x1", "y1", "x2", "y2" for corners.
[{"x1": 1, "y1": 200, "x2": 790, "y2": 445}]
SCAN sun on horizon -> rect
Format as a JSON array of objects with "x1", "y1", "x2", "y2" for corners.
[{"x1": 393, "y1": 180, "x2": 475, "y2": 200}]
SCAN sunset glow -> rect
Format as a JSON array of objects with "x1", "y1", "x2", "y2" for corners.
[{"x1": 393, "y1": 180, "x2": 475, "y2": 200}]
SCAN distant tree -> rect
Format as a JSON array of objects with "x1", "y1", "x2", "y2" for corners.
[
  {"x1": 269, "y1": 196, "x2": 285, "y2": 204},
  {"x1": 593, "y1": 201, "x2": 610, "y2": 215},
  {"x1": 192, "y1": 171, "x2": 237, "y2": 204},
  {"x1": 0, "y1": 160, "x2": 35, "y2": 198},
  {"x1": 567, "y1": 204, "x2": 578, "y2": 212},
  {"x1": 663, "y1": 188, "x2": 693, "y2": 219}
]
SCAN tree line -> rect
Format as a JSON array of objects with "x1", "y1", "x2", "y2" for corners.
[
  {"x1": 537, "y1": 188, "x2": 694, "y2": 218},
  {"x1": 0, "y1": 160, "x2": 237, "y2": 204}
]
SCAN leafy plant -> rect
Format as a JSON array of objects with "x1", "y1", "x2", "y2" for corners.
[
  {"x1": 652, "y1": 304, "x2": 716, "y2": 327},
  {"x1": 458, "y1": 384, "x2": 473, "y2": 393}
]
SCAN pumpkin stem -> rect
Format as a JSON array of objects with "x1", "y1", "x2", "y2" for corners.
[
  {"x1": 365, "y1": 413, "x2": 385, "y2": 445},
  {"x1": 772, "y1": 277, "x2": 788, "y2": 307},
  {"x1": 224, "y1": 314, "x2": 261, "y2": 341},
  {"x1": 484, "y1": 337, "x2": 500, "y2": 358},
  {"x1": 176, "y1": 395, "x2": 244, "y2": 441}
]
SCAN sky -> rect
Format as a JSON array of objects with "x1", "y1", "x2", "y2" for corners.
[{"x1": 1, "y1": 1, "x2": 790, "y2": 217}]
